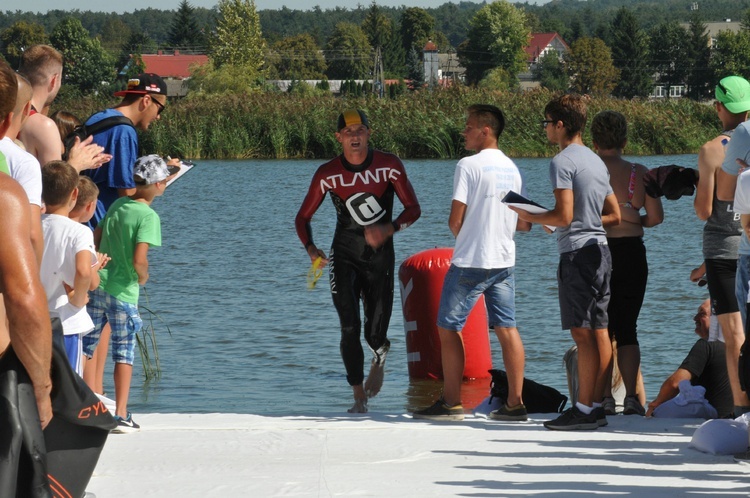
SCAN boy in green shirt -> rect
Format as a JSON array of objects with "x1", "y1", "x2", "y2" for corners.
[{"x1": 82, "y1": 154, "x2": 178, "y2": 433}]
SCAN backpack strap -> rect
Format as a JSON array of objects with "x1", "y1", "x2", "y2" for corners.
[{"x1": 83, "y1": 115, "x2": 135, "y2": 135}]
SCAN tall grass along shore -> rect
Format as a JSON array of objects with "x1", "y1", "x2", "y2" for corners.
[{"x1": 56, "y1": 87, "x2": 719, "y2": 160}]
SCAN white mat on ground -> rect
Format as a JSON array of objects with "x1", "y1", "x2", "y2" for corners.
[{"x1": 88, "y1": 413, "x2": 750, "y2": 497}]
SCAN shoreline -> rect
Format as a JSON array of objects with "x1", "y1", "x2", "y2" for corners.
[{"x1": 88, "y1": 412, "x2": 749, "y2": 496}]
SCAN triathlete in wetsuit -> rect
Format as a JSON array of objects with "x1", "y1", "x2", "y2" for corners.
[{"x1": 295, "y1": 109, "x2": 421, "y2": 413}]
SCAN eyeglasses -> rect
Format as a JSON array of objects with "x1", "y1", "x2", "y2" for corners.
[
  {"x1": 541, "y1": 119, "x2": 555, "y2": 128},
  {"x1": 149, "y1": 95, "x2": 165, "y2": 115}
]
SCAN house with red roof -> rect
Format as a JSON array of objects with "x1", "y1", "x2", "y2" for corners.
[
  {"x1": 129, "y1": 50, "x2": 209, "y2": 97},
  {"x1": 519, "y1": 32, "x2": 569, "y2": 90},
  {"x1": 525, "y1": 32, "x2": 570, "y2": 65}
]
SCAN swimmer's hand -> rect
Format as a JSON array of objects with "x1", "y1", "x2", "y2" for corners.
[
  {"x1": 306, "y1": 244, "x2": 329, "y2": 266},
  {"x1": 364, "y1": 223, "x2": 395, "y2": 249},
  {"x1": 307, "y1": 257, "x2": 325, "y2": 289}
]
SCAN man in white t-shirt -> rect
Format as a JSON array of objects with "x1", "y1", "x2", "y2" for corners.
[
  {"x1": 414, "y1": 104, "x2": 531, "y2": 421},
  {"x1": 0, "y1": 66, "x2": 43, "y2": 265}
]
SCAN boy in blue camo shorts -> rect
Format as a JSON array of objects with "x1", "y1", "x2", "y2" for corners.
[{"x1": 83, "y1": 154, "x2": 178, "y2": 433}]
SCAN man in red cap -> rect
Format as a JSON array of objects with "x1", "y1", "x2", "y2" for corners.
[
  {"x1": 82, "y1": 73, "x2": 170, "y2": 229},
  {"x1": 295, "y1": 109, "x2": 421, "y2": 413},
  {"x1": 81, "y1": 73, "x2": 174, "y2": 398}
]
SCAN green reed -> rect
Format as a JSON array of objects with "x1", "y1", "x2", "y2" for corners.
[{"x1": 55, "y1": 87, "x2": 720, "y2": 160}]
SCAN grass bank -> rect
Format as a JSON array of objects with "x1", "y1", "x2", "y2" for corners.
[{"x1": 56, "y1": 87, "x2": 719, "y2": 160}]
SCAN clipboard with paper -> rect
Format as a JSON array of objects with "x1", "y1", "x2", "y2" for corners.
[{"x1": 501, "y1": 190, "x2": 556, "y2": 232}]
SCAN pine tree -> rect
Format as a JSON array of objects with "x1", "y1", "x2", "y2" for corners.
[
  {"x1": 406, "y1": 45, "x2": 424, "y2": 89},
  {"x1": 610, "y1": 7, "x2": 652, "y2": 99},
  {"x1": 168, "y1": 0, "x2": 204, "y2": 51},
  {"x1": 686, "y1": 12, "x2": 712, "y2": 100}
]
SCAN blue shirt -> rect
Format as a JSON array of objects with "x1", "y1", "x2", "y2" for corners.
[{"x1": 83, "y1": 109, "x2": 139, "y2": 227}]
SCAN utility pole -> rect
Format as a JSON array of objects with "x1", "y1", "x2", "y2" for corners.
[{"x1": 373, "y1": 46, "x2": 385, "y2": 98}]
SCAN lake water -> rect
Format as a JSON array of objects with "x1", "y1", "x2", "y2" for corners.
[{"x1": 121, "y1": 154, "x2": 708, "y2": 415}]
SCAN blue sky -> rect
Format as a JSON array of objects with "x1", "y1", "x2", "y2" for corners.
[{"x1": 15, "y1": 0, "x2": 550, "y2": 15}]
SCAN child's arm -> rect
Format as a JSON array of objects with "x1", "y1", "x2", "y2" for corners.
[
  {"x1": 71, "y1": 250, "x2": 92, "y2": 308},
  {"x1": 93, "y1": 226, "x2": 103, "y2": 250},
  {"x1": 133, "y1": 242, "x2": 150, "y2": 285},
  {"x1": 88, "y1": 252, "x2": 110, "y2": 290}
]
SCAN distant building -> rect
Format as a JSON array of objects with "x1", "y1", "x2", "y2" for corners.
[
  {"x1": 679, "y1": 19, "x2": 742, "y2": 48},
  {"x1": 423, "y1": 40, "x2": 439, "y2": 87},
  {"x1": 519, "y1": 32, "x2": 569, "y2": 91},
  {"x1": 124, "y1": 50, "x2": 209, "y2": 97}
]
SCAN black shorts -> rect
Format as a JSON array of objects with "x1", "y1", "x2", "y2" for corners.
[
  {"x1": 557, "y1": 243, "x2": 612, "y2": 330},
  {"x1": 607, "y1": 237, "x2": 648, "y2": 347},
  {"x1": 705, "y1": 258, "x2": 740, "y2": 315}
]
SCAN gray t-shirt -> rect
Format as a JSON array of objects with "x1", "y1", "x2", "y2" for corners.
[
  {"x1": 723, "y1": 122, "x2": 750, "y2": 256},
  {"x1": 549, "y1": 143, "x2": 612, "y2": 254}
]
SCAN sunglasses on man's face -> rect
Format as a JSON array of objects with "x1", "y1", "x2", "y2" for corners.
[{"x1": 149, "y1": 96, "x2": 165, "y2": 115}]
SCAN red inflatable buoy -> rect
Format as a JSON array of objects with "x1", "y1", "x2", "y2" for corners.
[{"x1": 398, "y1": 248, "x2": 492, "y2": 380}]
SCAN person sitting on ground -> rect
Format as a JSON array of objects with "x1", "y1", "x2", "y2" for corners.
[
  {"x1": 81, "y1": 155, "x2": 178, "y2": 433},
  {"x1": 646, "y1": 299, "x2": 733, "y2": 418},
  {"x1": 39, "y1": 161, "x2": 102, "y2": 375},
  {"x1": 591, "y1": 110, "x2": 664, "y2": 416},
  {"x1": 413, "y1": 104, "x2": 531, "y2": 422}
]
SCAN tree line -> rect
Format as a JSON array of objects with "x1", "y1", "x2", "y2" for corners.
[{"x1": 0, "y1": 0, "x2": 749, "y2": 100}]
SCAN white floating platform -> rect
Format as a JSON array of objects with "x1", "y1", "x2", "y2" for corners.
[{"x1": 88, "y1": 413, "x2": 750, "y2": 497}]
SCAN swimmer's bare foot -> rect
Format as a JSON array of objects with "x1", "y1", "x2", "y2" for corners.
[
  {"x1": 348, "y1": 398, "x2": 368, "y2": 413},
  {"x1": 365, "y1": 342, "x2": 389, "y2": 398},
  {"x1": 364, "y1": 360, "x2": 385, "y2": 398}
]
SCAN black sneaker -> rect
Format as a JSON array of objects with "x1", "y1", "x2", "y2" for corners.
[
  {"x1": 489, "y1": 403, "x2": 528, "y2": 421},
  {"x1": 601, "y1": 396, "x2": 616, "y2": 415},
  {"x1": 413, "y1": 398, "x2": 464, "y2": 421},
  {"x1": 544, "y1": 406, "x2": 598, "y2": 431},
  {"x1": 112, "y1": 412, "x2": 140, "y2": 434},
  {"x1": 623, "y1": 395, "x2": 645, "y2": 416},
  {"x1": 593, "y1": 406, "x2": 608, "y2": 427}
]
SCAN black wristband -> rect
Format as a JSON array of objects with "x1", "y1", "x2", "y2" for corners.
[
  {"x1": 392, "y1": 221, "x2": 399, "y2": 233},
  {"x1": 305, "y1": 241, "x2": 314, "y2": 250}
]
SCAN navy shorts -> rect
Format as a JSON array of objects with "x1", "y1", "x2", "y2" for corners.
[{"x1": 557, "y1": 243, "x2": 612, "y2": 330}]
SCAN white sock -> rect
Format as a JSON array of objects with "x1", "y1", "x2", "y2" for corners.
[
  {"x1": 592, "y1": 402, "x2": 602, "y2": 408},
  {"x1": 576, "y1": 402, "x2": 593, "y2": 414}
]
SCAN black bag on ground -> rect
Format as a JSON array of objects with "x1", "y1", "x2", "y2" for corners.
[
  {"x1": 489, "y1": 369, "x2": 568, "y2": 414},
  {"x1": 62, "y1": 115, "x2": 135, "y2": 160}
]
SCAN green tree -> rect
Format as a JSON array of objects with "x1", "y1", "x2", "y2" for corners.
[
  {"x1": 710, "y1": 30, "x2": 750, "y2": 81},
  {"x1": 400, "y1": 7, "x2": 434, "y2": 52},
  {"x1": 479, "y1": 66, "x2": 515, "y2": 91},
  {"x1": 686, "y1": 12, "x2": 712, "y2": 101},
  {"x1": 564, "y1": 37, "x2": 619, "y2": 96},
  {"x1": 361, "y1": 1, "x2": 391, "y2": 50},
  {"x1": 383, "y1": 22, "x2": 406, "y2": 79},
  {"x1": 118, "y1": 31, "x2": 157, "y2": 76},
  {"x1": 209, "y1": 0, "x2": 266, "y2": 74},
  {"x1": 457, "y1": 0, "x2": 530, "y2": 86},
  {"x1": 50, "y1": 17, "x2": 115, "y2": 93},
  {"x1": 325, "y1": 22, "x2": 372, "y2": 80},
  {"x1": 610, "y1": 7, "x2": 652, "y2": 99},
  {"x1": 98, "y1": 18, "x2": 131, "y2": 55},
  {"x1": 1, "y1": 21, "x2": 48, "y2": 69},
  {"x1": 267, "y1": 34, "x2": 327, "y2": 80},
  {"x1": 405, "y1": 45, "x2": 424, "y2": 89},
  {"x1": 168, "y1": 0, "x2": 205, "y2": 51},
  {"x1": 649, "y1": 21, "x2": 689, "y2": 97},
  {"x1": 533, "y1": 50, "x2": 568, "y2": 92},
  {"x1": 741, "y1": 9, "x2": 750, "y2": 31}
]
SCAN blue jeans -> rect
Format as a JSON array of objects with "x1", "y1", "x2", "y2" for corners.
[{"x1": 437, "y1": 265, "x2": 516, "y2": 331}]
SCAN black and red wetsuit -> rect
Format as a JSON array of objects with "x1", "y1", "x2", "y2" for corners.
[{"x1": 295, "y1": 149, "x2": 421, "y2": 386}]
